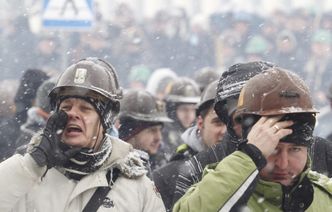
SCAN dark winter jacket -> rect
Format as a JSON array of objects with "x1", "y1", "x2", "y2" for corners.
[
  {"x1": 153, "y1": 127, "x2": 201, "y2": 211},
  {"x1": 153, "y1": 131, "x2": 238, "y2": 211},
  {"x1": 310, "y1": 136, "x2": 332, "y2": 177},
  {"x1": 171, "y1": 132, "x2": 238, "y2": 205},
  {"x1": 161, "y1": 121, "x2": 186, "y2": 159},
  {"x1": 15, "y1": 107, "x2": 47, "y2": 154}
]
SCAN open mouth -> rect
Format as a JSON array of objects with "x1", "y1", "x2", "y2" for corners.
[{"x1": 66, "y1": 124, "x2": 83, "y2": 133}]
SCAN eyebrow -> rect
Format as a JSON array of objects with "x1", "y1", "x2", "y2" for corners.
[{"x1": 211, "y1": 117, "x2": 222, "y2": 123}]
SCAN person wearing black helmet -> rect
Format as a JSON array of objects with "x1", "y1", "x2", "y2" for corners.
[
  {"x1": 174, "y1": 68, "x2": 332, "y2": 211},
  {"x1": 0, "y1": 58, "x2": 166, "y2": 211},
  {"x1": 162, "y1": 77, "x2": 200, "y2": 158},
  {"x1": 118, "y1": 89, "x2": 173, "y2": 173}
]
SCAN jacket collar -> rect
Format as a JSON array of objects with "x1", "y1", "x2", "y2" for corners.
[
  {"x1": 181, "y1": 126, "x2": 207, "y2": 152},
  {"x1": 255, "y1": 167, "x2": 312, "y2": 208},
  {"x1": 66, "y1": 135, "x2": 147, "y2": 202}
]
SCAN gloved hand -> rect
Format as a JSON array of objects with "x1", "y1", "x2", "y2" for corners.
[{"x1": 29, "y1": 110, "x2": 81, "y2": 168}]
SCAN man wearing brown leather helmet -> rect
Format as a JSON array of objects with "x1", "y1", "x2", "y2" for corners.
[
  {"x1": 118, "y1": 89, "x2": 173, "y2": 173},
  {"x1": 174, "y1": 67, "x2": 332, "y2": 211}
]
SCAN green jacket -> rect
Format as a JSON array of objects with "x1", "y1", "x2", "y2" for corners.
[{"x1": 173, "y1": 151, "x2": 332, "y2": 211}]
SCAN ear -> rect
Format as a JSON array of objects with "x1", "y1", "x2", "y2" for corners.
[{"x1": 197, "y1": 115, "x2": 204, "y2": 130}]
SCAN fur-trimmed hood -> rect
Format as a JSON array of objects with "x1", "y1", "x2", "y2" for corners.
[{"x1": 100, "y1": 135, "x2": 147, "y2": 178}]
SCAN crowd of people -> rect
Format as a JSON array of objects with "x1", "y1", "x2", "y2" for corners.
[
  {"x1": 0, "y1": 3, "x2": 332, "y2": 212},
  {"x1": 1, "y1": 4, "x2": 332, "y2": 106}
]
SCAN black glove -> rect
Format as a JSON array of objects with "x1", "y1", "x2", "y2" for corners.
[{"x1": 30, "y1": 110, "x2": 81, "y2": 168}]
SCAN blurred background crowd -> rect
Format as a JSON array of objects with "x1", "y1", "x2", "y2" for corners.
[{"x1": 1, "y1": 0, "x2": 332, "y2": 159}]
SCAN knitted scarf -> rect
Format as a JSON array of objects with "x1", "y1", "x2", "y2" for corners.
[{"x1": 62, "y1": 137, "x2": 112, "y2": 180}]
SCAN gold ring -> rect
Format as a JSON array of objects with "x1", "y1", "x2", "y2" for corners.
[{"x1": 273, "y1": 125, "x2": 280, "y2": 132}]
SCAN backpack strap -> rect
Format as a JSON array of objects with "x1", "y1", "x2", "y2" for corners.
[{"x1": 82, "y1": 168, "x2": 120, "y2": 212}]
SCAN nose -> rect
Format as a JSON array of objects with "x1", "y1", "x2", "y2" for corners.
[
  {"x1": 155, "y1": 129, "x2": 162, "y2": 142},
  {"x1": 66, "y1": 106, "x2": 80, "y2": 120},
  {"x1": 275, "y1": 150, "x2": 289, "y2": 170}
]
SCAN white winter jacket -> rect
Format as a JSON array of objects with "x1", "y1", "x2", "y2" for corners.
[{"x1": 0, "y1": 135, "x2": 166, "y2": 212}]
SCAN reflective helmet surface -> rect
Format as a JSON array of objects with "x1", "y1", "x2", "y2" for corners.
[
  {"x1": 196, "y1": 80, "x2": 218, "y2": 116},
  {"x1": 165, "y1": 77, "x2": 200, "y2": 104},
  {"x1": 49, "y1": 58, "x2": 123, "y2": 113},
  {"x1": 119, "y1": 89, "x2": 172, "y2": 123},
  {"x1": 236, "y1": 67, "x2": 318, "y2": 117}
]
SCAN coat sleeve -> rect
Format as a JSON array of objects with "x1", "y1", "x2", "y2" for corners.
[
  {"x1": 0, "y1": 154, "x2": 46, "y2": 211},
  {"x1": 172, "y1": 139, "x2": 235, "y2": 205},
  {"x1": 172, "y1": 151, "x2": 259, "y2": 212},
  {"x1": 310, "y1": 136, "x2": 332, "y2": 178},
  {"x1": 141, "y1": 175, "x2": 167, "y2": 212}
]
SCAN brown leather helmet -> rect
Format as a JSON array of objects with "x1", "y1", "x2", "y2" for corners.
[
  {"x1": 119, "y1": 89, "x2": 173, "y2": 123},
  {"x1": 49, "y1": 58, "x2": 123, "y2": 112},
  {"x1": 236, "y1": 67, "x2": 318, "y2": 146},
  {"x1": 165, "y1": 77, "x2": 200, "y2": 104},
  {"x1": 164, "y1": 77, "x2": 200, "y2": 121},
  {"x1": 236, "y1": 67, "x2": 318, "y2": 117},
  {"x1": 49, "y1": 58, "x2": 123, "y2": 128}
]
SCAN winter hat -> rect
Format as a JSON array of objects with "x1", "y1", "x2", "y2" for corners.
[
  {"x1": 214, "y1": 61, "x2": 276, "y2": 126},
  {"x1": 56, "y1": 92, "x2": 113, "y2": 130},
  {"x1": 35, "y1": 78, "x2": 56, "y2": 113},
  {"x1": 280, "y1": 114, "x2": 315, "y2": 147},
  {"x1": 240, "y1": 113, "x2": 315, "y2": 147}
]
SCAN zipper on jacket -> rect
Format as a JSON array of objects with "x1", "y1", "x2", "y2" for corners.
[{"x1": 282, "y1": 186, "x2": 291, "y2": 211}]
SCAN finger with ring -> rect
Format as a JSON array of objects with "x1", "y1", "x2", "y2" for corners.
[{"x1": 273, "y1": 125, "x2": 280, "y2": 132}]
